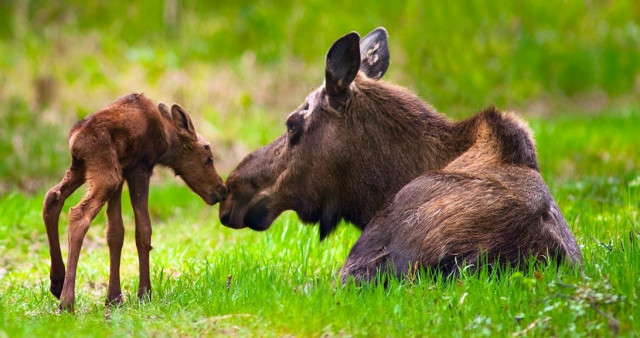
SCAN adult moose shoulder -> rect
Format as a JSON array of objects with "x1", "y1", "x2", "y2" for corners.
[{"x1": 219, "y1": 28, "x2": 582, "y2": 281}]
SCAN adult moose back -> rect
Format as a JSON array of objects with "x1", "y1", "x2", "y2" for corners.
[{"x1": 219, "y1": 28, "x2": 582, "y2": 281}]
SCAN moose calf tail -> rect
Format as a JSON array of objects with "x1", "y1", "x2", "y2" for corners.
[{"x1": 43, "y1": 164, "x2": 85, "y2": 299}]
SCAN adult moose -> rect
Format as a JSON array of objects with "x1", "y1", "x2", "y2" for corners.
[
  {"x1": 219, "y1": 28, "x2": 582, "y2": 281},
  {"x1": 43, "y1": 94, "x2": 227, "y2": 311}
]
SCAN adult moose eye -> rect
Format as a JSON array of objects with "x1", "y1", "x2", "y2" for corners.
[
  {"x1": 285, "y1": 113, "x2": 304, "y2": 144},
  {"x1": 286, "y1": 120, "x2": 297, "y2": 134}
]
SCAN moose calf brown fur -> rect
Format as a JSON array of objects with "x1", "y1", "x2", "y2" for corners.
[
  {"x1": 43, "y1": 94, "x2": 227, "y2": 311},
  {"x1": 219, "y1": 28, "x2": 582, "y2": 282}
]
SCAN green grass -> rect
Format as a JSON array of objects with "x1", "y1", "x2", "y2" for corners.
[
  {"x1": 1, "y1": 1, "x2": 639, "y2": 336},
  {"x1": 1, "y1": 113, "x2": 638, "y2": 336}
]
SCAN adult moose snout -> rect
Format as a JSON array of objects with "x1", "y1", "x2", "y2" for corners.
[
  {"x1": 219, "y1": 192, "x2": 273, "y2": 231},
  {"x1": 219, "y1": 203, "x2": 232, "y2": 227},
  {"x1": 218, "y1": 189, "x2": 246, "y2": 229},
  {"x1": 219, "y1": 138, "x2": 285, "y2": 229}
]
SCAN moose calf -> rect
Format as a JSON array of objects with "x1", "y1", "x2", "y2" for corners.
[{"x1": 43, "y1": 94, "x2": 227, "y2": 311}]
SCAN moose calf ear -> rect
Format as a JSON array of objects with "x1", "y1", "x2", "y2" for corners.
[
  {"x1": 359, "y1": 27, "x2": 390, "y2": 80},
  {"x1": 325, "y1": 32, "x2": 361, "y2": 97},
  {"x1": 171, "y1": 104, "x2": 195, "y2": 135},
  {"x1": 158, "y1": 103, "x2": 171, "y2": 119}
]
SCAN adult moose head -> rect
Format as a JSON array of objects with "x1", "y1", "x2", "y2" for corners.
[
  {"x1": 220, "y1": 28, "x2": 469, "y2": 238},
  {"x1": 219, "y1": 28, "x2": 582, "y2": 278}
]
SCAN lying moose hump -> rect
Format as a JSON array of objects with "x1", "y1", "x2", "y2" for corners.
[{"x1": 220, "y1": 28, "x2": 583, "y2": 281}]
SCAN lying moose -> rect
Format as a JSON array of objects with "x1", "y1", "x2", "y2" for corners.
[
  {"x1": 43, "y1": 94, "x2": 227, "y2": 311},
  {"x1": 219, "y1": 28, "x2": 582, "y2": 281}
]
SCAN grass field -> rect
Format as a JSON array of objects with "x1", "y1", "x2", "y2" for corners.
[
  {"x1": 1, "y1": 1, "x2": 639, "y2": 337},
  {"x1": 1, "y1": 113, "x2": 638, "y2": 336}
]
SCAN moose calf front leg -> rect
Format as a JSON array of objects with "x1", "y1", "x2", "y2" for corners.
[
  {"x1": 128, "y1": 171, "x2": 153, "y2": 301},
  {"x1": 106, "y1": 183, "x2": 125, "y2": 305}
]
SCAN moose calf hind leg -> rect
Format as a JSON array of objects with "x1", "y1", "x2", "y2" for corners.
[
  {"x1": 58, "y1": 179, "x2": 120, "y2": 312},
  {"x1": 106, "y1": 183, "x2": 125, "y2": 306},
  {"x1": 43, "y1": 167, "x2": 85, "y2": 299}
]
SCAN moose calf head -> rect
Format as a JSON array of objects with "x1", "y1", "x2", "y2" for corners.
[{"x1": 157, "y1": 103, "x2": 227, "y2": 205}]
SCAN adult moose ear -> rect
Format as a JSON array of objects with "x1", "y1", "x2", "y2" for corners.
[
  {"x1": 359, "y1": 27, "x2": 390, "y2": 80},
  {"x1": 325, "y1": 32, "x2": 361, "y2": 97},
  {"x1": 171, "y1": 104, "x2": 196, "y2": 137}
]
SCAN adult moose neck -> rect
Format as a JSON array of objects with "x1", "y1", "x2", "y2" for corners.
[{"x1": 333, "y1": 76, "x2": 472, "y2": 230}]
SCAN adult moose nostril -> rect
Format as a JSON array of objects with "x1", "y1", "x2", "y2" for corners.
[
  {"x1": 244, "y1": 198, "x2": 272, "y2": 231},
  {"x1": 220, "y1": 209, "x2": 231, "y2": 226}
]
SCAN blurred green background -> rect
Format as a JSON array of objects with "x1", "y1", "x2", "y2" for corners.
[{"x1": 0, "y1": 0, "x2": 639, "y2": 191}]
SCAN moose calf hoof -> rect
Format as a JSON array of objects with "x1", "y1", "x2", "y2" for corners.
[
  {"x1": 137, "y1": 289, "x2": 152, "y2": 302},
  {"x1": 49, "y1": 277, "x2": 64, "y2": 299},
  {"x1": 105, "y1": 294, "x2": 124, "y2": 307},
  {"x1": 57, "y1": 298, "x2": 75, "y2": 313}
]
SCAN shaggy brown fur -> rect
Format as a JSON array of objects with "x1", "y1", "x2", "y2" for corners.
[
  {"x1": 43, "y1": 94, "x2": 226, "y2": 311},
  {"x1": 219, "y1": 28, "x2": 582, "y2": 281},
  {"x1": 340, "y1": 107, "x2": 581, "y2": 281}
]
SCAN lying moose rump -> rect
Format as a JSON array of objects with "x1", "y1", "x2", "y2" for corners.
[{"x1": 341, "y1": 108, "x2": 582, "y2": 281}]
